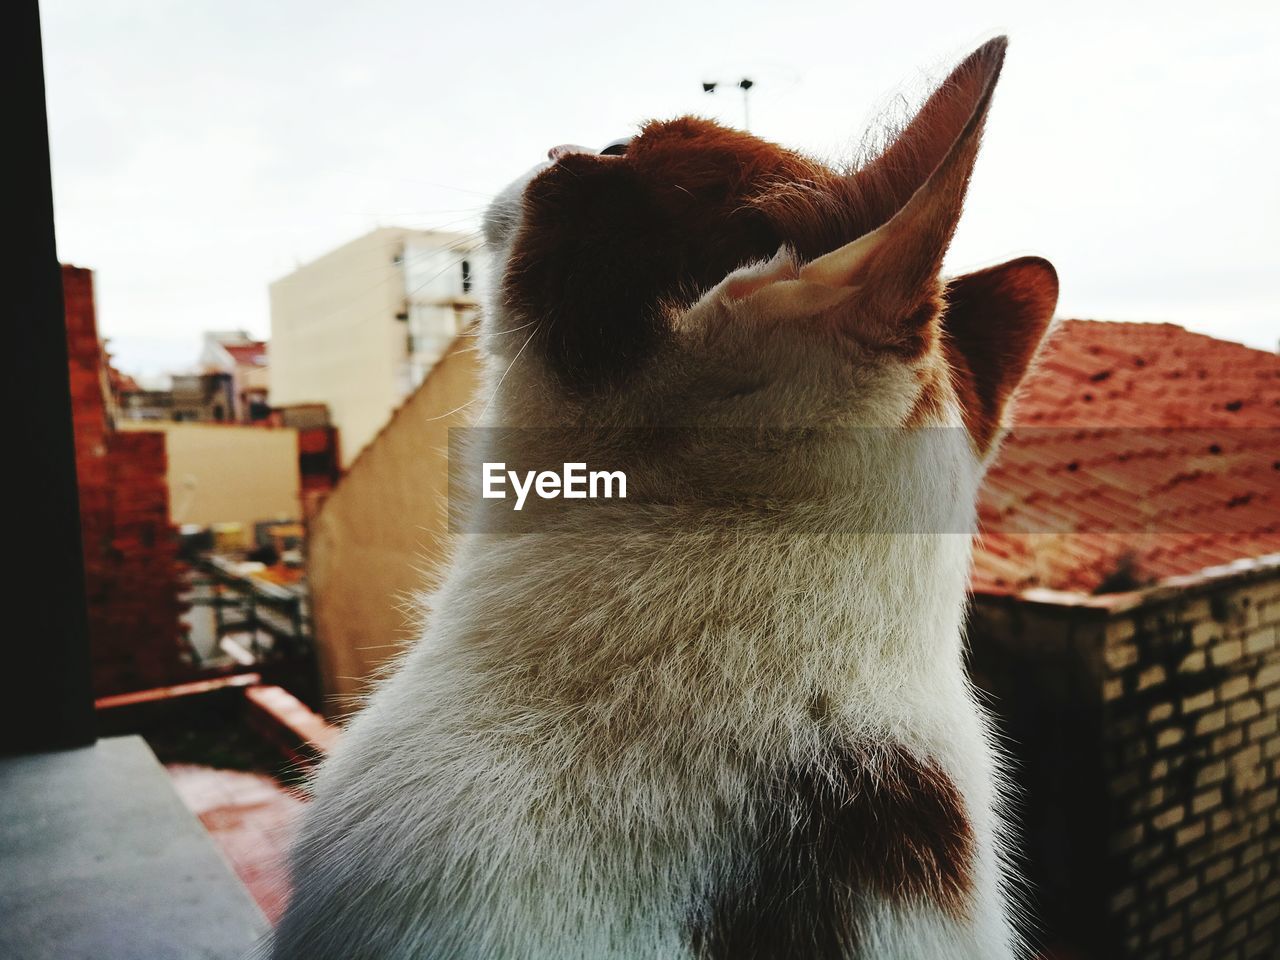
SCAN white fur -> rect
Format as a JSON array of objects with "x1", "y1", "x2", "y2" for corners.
[{"x1": 270, "y1": 170, "x2": 1027, "y2": 960}]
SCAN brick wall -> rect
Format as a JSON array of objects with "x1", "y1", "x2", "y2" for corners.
[
  {"x1": 970, "y1": 562, "x2": 1280, "y2": 959},
  {"x1": 63, "y1": 265, "x2": 187, "y2": 695},
  {"x1": 1101, "y1": 569, "x2": 1280, "y2": 959},
  {"x1": 968, "y1": 596, "x2": 1113, "y2": 955}
]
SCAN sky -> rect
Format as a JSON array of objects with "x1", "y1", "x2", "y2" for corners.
[{"x1": 43, "y1": 0, "x2": 1278, "y2": 381}]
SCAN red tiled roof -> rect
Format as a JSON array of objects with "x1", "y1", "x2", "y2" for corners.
[
  {"x1": 223, "y1": 341, "x2": 268, "y2": 366},
  {"x1": 973, "y1": 321, "x2": 1280, "y2": 595}
]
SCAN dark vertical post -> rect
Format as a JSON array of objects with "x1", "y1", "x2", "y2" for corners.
[{"x1": 5, "y1": 0, "x2": 97, "y2": 752}]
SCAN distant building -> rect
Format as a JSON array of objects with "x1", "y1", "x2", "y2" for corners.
[
  {"x1": 115, "y1": 385, "x2": 175, "y2": 421},
  {"x1": 199, "y1": 330, "x2": 270, "y2": 422},
  {"x1": 115, "y1": 330, "x2": 271, "y2": 424},
  {"x1": 305, "y1": 331, "x2": 480, "y2": 707},
  {"x1": 972, "y1": 320, "x2": 1280, "y2": 593},
  {"x1": 170, "y1": 372, "x2": 236, "y2": 422},
  {"x1": 269, "y1": 227, "x2": 485, "y2": 468},
  {"x1": 269, "y1": 403, "x2": 341, "y2": 519},
  {"x1": 117, "y1": 419, "x2": 303, "y2": 530}
]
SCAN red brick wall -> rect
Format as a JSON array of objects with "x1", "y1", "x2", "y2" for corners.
[{"x1": 63, "y1": 265, "x2": 187, "y2": 695}]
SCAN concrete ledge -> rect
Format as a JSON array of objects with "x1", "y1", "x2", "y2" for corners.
[
  {"x1": 0, "y1": 736, "x2": 269, "y2": 959},
  {"x1": 975, "y1": 552, "x2": 1280, "y2": 615}
]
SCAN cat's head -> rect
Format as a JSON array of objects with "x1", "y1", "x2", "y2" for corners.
[{"x1": 482, "y1": 37, "x2": 1056, "y2": 468}]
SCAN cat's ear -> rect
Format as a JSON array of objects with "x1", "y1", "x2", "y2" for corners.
[
  {"x1": 793, "y1": 37, "x2": 1008, "y2": 344},
  {"x1": 852, "y1": 37, "x2": 1010, "y2": 231},
  {"x1": 942, "y1": 256, "x2": 1058, "y2": 455}
]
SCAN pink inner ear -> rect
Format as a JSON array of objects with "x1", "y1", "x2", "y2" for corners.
[{"x1": 722, "y1": 256, "x2": 799, "y2": 302}]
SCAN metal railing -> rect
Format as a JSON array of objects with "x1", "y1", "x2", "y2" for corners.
[{"x1": 181, "y1": 558, "x2": 311, "y2": 669}]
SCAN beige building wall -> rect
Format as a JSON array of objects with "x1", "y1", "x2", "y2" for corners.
[
  {"x1": 268, "y1": 227, "x2": 482, "y2": 469},
  {"x1": 119, "y1": 421, "x2": 300, "y2": 528},
  {"x1": 306, "y1": 335, "x2": 481, "y2": 713}
]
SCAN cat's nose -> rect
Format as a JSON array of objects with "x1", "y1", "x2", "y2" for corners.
[
  {"x1": 548, "y1": 144, "x2": 592, "y2": 160},
  {"x1": 547, "y1": 139, "x2": 632, "y2": 161}
]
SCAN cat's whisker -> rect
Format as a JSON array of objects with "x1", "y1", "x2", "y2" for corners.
[
  {"x1": 420, "y1": 392, "x2": 483, "y2": 423},
  {"x1": 474, "y1": 324, "x2": 538, "y2": 425},
  {"x1": 465, "y1": 316, "x2": 541, "y2": 339}
]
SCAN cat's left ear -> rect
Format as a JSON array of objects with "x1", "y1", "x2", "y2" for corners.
[{"x1": 942, "y1": 256, "x2": 1058, "y2": 456}]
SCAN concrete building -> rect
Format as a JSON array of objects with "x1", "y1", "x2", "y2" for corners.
[
  {"x1": 112, "y1": 331, "x2": 270, "y2": 424},
  {"x1": 170, "y1": 372, "x2": 236, "y2": 422},
  {"x1": 117, "y1": 420, "x2": 301, "y2": 530},
  {"x1": 306, "y1": 333, "x2": 480, "y2": 709},
  {"x1": 269, "y1": 227, "x2": 485, "y2": 468}
]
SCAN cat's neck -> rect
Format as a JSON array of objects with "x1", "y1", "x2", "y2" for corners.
[{"x1": 442, "y1": 523, "x2": 976, "y2": 711}]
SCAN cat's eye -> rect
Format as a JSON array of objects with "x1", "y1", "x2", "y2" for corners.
[{"x1": 600, "y1": 137, "x2": 631, "y2": 156}]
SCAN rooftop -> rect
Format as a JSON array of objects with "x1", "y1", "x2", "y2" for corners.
[
  {"x1": 222, "y1": 341, "x2": 268, "y2": 367},
  {"x1": 973, "y1": 320, "x2": 1280, "y2": 595}
]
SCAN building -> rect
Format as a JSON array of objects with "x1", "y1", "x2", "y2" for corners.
[
  {"x1": 116, "y1": 420, "x2": 302, "y2": 530},
  {"x1": 112, "y1": 331, "x2": 271, "y2": 424},
  {"x1": 170, "y1": 371, "x2": 236, "y2": 422},
  {"x1": 305, "y1": 333, "x2": 481, "y2": 707},
  {"x1": 974, "y1": 320, "x2": 1279, "y2": 595},
  {"x1": 115, "y1": 384, "x2": 175, "y2": 421},
  {"x1": 269, "y1": 227, "x2": 485, "y2": 468},
  {"x1": 198, "y1": 330, "x2": 270, "y2": 422}
]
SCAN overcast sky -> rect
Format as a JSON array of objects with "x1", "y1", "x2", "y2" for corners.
[{"x1": 43, "y1": 0, "x2": 1278, "y2": 379}]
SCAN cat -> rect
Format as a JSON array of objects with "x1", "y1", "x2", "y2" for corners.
[{"x1": 270, "y1": 35, "x2": 1058, "y2": 960}]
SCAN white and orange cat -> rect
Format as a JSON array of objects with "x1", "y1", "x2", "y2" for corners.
[{"x1": 272, "y1": 36, "x2": 1057, "y2": 959}]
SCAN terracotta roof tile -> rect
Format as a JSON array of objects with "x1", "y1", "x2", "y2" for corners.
[{"x1": 972, "y1": 320, "x2": 1280, "y2": 595}]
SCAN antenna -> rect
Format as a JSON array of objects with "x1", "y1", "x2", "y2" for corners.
[
  {"x1": 738, "y1": 79, "x2": 754, "y2": 131},
  {"x1": 701, "y1": 78, "x2": 756, "y2": 131}
]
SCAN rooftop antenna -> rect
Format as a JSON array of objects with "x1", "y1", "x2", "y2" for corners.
[
  {"x1": 702, "y1": 78, "x2": 755, "y2": 131},
  {"x1": 738, "y1": 78, "x2": 754, "y2": 131}
]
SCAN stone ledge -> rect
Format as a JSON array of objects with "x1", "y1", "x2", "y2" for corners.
[
  {"x1": 0, "y1": 735, "x2": 269, "y2": 959},
  {"x1": 974, "y1": 552, "x2": 1280, "y2": 616}
]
